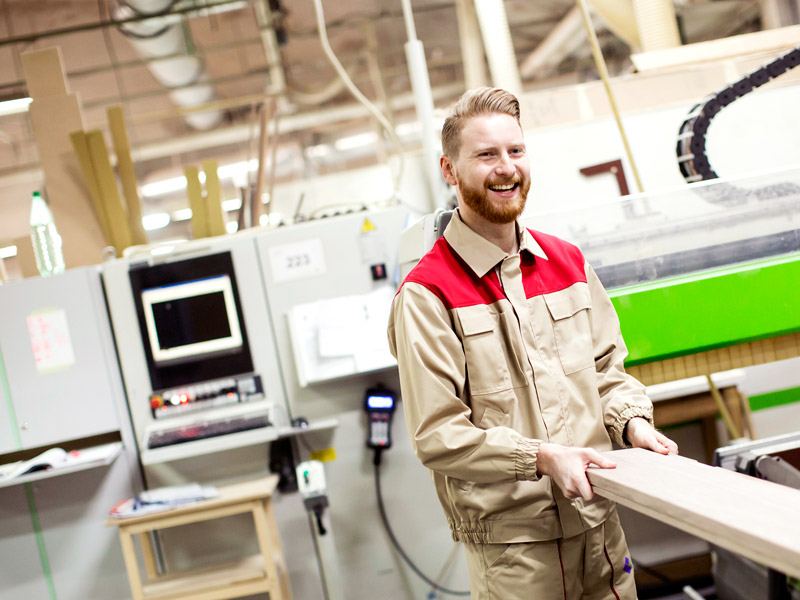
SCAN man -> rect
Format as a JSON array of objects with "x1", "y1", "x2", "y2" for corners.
[{"x1": 387, "y1": 87, "x2": 678, "y2": 600}]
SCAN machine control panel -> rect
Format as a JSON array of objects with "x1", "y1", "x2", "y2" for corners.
[{"x1": 150, "y1": 374, "x2": 264, "y2": 419}]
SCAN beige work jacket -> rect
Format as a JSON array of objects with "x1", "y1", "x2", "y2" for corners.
[{"x1": 387, "y1": 210, "x2": 654, "y2": 543}]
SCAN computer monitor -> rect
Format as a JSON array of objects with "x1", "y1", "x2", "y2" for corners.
[
  {"x1": 141, "y1": 275, "x2": 243, "y2": 365},
  {"x1": 129, "y1": 251, "x2": 254, "y2": 391}
]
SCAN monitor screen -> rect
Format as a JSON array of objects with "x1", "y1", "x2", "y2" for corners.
[
  {"x1": 142, "y1": 275, "x2": 243, "y2": 364},
  {"x1": 129, "y1": 251, "x2": 254, "y2": 391}
]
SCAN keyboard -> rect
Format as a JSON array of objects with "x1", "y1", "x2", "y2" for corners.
[{"x1": 147, "y1": 413, "x2": 272, "y2": 449}]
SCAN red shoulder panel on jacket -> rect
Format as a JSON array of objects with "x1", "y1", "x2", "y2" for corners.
[
  {"x1": 521, "y1": 229, "x2": 587, "y2": 297},
  {"x1": 400, "y1": 230, "x2": 587, "y2": 308},
  {"x1": 401, "y1": 238, "x2": 505, "y2": 309}
]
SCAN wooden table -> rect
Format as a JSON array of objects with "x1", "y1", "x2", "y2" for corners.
[{"x1": 106, "y1": 476, "x2": 291, "y2": 600}]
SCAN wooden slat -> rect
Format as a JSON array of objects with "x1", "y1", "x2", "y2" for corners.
[
  {"x1": 141, "y1": 554, "x2": 270, "y2": 600},
  {"x1": 20, "y1": 47, "x2": 69, "y2": 98},
  {"x1": 185, "y1": 166, "x2": 207, "y2": 239},
  {"x1": 201, "y1": 160, "x2": 226, "y2": 237},
  {"x1": 86, "y1": 130, "x2": 134, "y2": 253},
  {"x1": 25, "y1": 93, "x2": 108, "y2": 267},
  {"x1": 588, "y1": 449, "x2": 800, "y2": 579},
  {"x1": 107, "y1": 106, "x2": 148, "y2": 246},
  {"x1": 69, "y1": 130, "x2": 112, "y2": 241},
  {"x1": 123, "y1": 501, "x2": 258, "y2": 536}
]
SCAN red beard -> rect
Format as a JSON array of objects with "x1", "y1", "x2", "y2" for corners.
[{"x1": 458, "y1": 176, "x2": 530, "y2": 224}]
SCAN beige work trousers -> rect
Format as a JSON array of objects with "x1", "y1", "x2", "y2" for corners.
[{"x1": 463, "y1": 510, "x2": 637, "y2": 600}]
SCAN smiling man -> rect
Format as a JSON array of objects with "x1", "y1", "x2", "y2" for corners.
[{"x1": 387, "y1": 87, "x2": 677, "y2": 600}]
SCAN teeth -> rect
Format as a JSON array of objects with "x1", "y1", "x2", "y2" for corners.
[{"x1": 490, "y1": 183, "x2": 515, "y2": 191}]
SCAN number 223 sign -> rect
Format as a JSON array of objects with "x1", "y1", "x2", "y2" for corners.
[{"x1": 268, "y1": 238, "x2": 327, "y2": 283}]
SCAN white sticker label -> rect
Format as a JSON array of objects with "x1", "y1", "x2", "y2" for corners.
[
  {"x1": 269, "y1": 239, "x2": 327, "y2": 283},
  {"x1": 27, "y1": 309, "x2": 75, "y2": 373}
]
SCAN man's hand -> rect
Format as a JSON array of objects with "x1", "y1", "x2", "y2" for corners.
[
  {"x1": 537, "y1": 443, "x2": 616, "y2": 501},
  {"x1": 625, "y1": 417, "x2": 678, "y2": 455}
]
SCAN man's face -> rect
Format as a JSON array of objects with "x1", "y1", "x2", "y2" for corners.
[{"x1": 442, "y1": 113, "x2": 531, "y2": 224}]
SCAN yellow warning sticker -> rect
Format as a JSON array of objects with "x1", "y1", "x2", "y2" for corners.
[
  {"x1": 311, "y1": 448, "x2": 337, "y2": 462},
  {"x1": 361, "y1": 218, "x2": 376, "y2": 233}
]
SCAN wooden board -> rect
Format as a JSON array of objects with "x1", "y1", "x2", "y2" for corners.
[
  {"x1": 107, "y1": 106, "x2": 148, "y2": 246},
  {"x1": 22, "y1": 47, "x2": 108, "y2": 268},
  {"x1": 185, "y1": 166, "x2": 208, "y2": 239},
  {"x1": 588, "y1": 448, "x2": 800, "y2": 579},
  {"x1": 142, "y1": 554, "x2": 270, "y2": 600}
]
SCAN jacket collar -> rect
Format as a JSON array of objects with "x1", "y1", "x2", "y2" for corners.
[{"x1": 442, "y1": 208, "x2": 548, "y2": 278}]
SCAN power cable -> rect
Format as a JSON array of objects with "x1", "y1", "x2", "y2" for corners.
[
  {"x1": 373, "y1": 450, "x2": 470, "y2": 597},
  {"x1": 676, "y1": 43, "x2": 800, "y2": 183},
  {"x1": 311, "y1": 0, "x2": 407, "y2": 206}
]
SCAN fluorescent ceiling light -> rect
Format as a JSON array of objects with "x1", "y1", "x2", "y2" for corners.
[
  {"x1": 335, "y1": 131, "x2": 377, "y2": 151},
  {"x1": 305, "y1": 144, "x2": 332, "y2": 158},
  {"x1": 0, "y1": 97, "x2": 32, "y2": 117},
  {"x1": 395, "y1": 121, "x2": 421, "y2": 136},
  {"x1": 142, "y1": 161, "x2": 260, "y2": 199},
  {"x1": 218, "y1": 159, "x2": 258, "y2": 180},
  {"x1": 0, "y1": 245, "x2": 17, "y2": 259},
  {"x1": 259, "y1": 213, "x2": 282, "y2": 227},
  {"x1": 172, "y1": 208, "x2": 193, "y2": 221},
  {"x1": 142, "y1": 213, "x2": 171, "y2": 231},
  {"x1": 141, "y1": 175, "x2": 188, "y2": 197},
  {"x1": 222, "y1": 198, "x2": 242, "y2": 212}
]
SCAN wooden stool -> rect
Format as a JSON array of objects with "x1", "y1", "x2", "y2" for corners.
[{"x1": 106, "y1": 476, "x2": 291, "y2": 600}]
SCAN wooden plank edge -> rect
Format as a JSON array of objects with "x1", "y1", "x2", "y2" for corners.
[{"x1": 589, "y1": 471, "x2": 800, "y2": 579}]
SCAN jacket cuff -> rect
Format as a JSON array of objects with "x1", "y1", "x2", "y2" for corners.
[
  {"x1": 514, "y1": 438, "x2": 541, "y2": 481},
  {"x1": 611, "y1": 406, "x2": 655, "y2": 447}
]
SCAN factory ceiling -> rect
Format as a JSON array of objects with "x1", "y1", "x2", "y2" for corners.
[{"x1": 0, "y1": 0, "x2": 773, "y2": 243}]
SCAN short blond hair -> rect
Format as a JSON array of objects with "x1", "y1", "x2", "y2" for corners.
[{"x1": 441, "y1": 87, "x2": 521, "y2": 159}]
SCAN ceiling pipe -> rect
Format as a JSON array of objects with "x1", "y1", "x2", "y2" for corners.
[
  {"x1": 401, "y1": 0, "x2": 447, "y2": 211},
  {"x1": 253, "y1": 0, "x2": 288, "y2": 98},
  {"x1": 116, "y1": 0, "x2": 224, "y2": 130},
  {"x1": 454, "y1": 0, "x2": 489, "y2": 89},
  {"x1": 520, "y1": 6, "x2": 585, "y2": 79},
  {"x1": 473, "y1": 0, "x2": 523, "y2": 96}
]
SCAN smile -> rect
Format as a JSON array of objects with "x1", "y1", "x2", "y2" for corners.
[{"x1": 488, "y1": 182, "x2": 519, "y2": 192}]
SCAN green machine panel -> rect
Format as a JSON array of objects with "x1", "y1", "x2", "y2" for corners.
[{"x1": 609, "y1": 253, "x2": 800, "y2": 366}]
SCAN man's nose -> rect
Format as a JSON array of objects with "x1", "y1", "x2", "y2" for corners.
[{"x1": 495, "y1": 153, "x2": 515, "y2": 175}]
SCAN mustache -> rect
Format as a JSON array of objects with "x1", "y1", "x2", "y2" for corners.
[{"x1": 486, "y1": 177, "x2": 523, "y2": 186}]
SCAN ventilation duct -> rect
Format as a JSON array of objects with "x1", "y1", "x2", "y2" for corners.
[
  {"x1": 473, "y1": 0, "x2": 523, "y2": 96},
  {"x1": 632, "y1": 0, "x2": 682, "y2": 52},
  {"x1": 116, "y1": 0, "x2": 224, "y2": 130},
  {"x1": 589, "y1": 0, "x2": 641, "y2": 48}
]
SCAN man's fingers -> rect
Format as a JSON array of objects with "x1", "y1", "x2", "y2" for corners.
[
  {"x1": 565, "y1": 476, "x2": 594, "y2": 501},
  {"x1": 577, "y1": 476, "x2": 594, "y2": 501},
  {"x1": 655, "y1": 432, "x2": 679, "y2": 455},
  {"x1": 586, "y1": 449, "x2": 616, "y2": 469}
]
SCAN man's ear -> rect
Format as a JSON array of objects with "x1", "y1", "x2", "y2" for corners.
[{"x1": 441, "y1": 155, "x2": 458, "y2": 187}]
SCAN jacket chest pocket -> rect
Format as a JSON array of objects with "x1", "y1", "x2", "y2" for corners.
[
  {"x1": 457, "y1": 306, "x2": 525, "y2": 395},
  {"x1": 543, "y1": 283, "x2": 594, "y2": 375}
]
